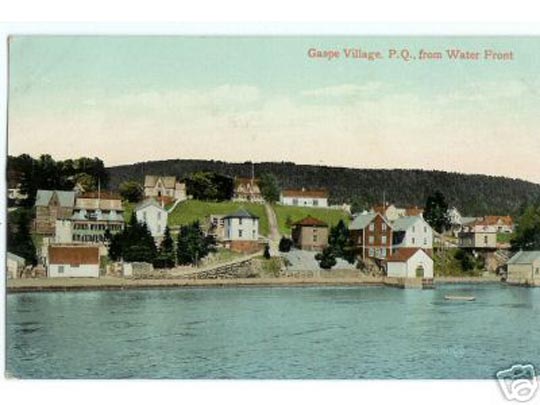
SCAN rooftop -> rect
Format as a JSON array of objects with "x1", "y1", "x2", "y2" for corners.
[
  {"x1": 349, "y1": 213, "x2": 377, "y2": 230},
  {"x1": 223, "y1": 207, "x2": 259, "y2": 219},
  {"x1": 293, "y1": 215, "x2": 328, "y2": 227},
  {"x1": 386, "y1": 248, "x2": 432, "y2": 262},
  {"x1": 281, "y1": 188, "x2": 328, "y2": 199},
  {"x1": 507, "y1": 251, "x2": 540, "y2": 265},
  {"x1": 35, "y1": 190, "x2": 76, "y2": 208},
  {"x1": 48, "y1": 246, "x2": 100, "y2": 265}
]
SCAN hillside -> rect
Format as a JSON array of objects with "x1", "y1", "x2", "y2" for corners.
[{"x1": 106, "y1": 159, "x2": 540, "y2": 216}]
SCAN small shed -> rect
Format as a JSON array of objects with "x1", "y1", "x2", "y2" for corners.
[
  {"x1": 7, "y1": 252, "x2": 26, "y2": 279},
  {"x1": 506, "y1": 251, "x2": 540, "y2": 286},
  {"x1": 386, "y1": 248, "x2": 433, "y2": 279}
]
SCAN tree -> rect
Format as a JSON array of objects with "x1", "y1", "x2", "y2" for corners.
[
  {"x1": 263, "y1": 244, "x2": 271, "y2": 259},
  {"x1": 259, "y1": 173, "x2": 280, "y2": 203},
  {"x1": 107, "y1": 213, "x2": 157, "y2": 263},
  {"x1": 154, "y1": 226, "x2": 176, "y2": 268},
  {"x1": 315, "y1": 247, "x2": 337, "y2": 270},
  {"x1": 176, "y1": 221, "x2": 215, "y2": 266},
  {"x1": 424, "y1": 191, "x2": 451, "y2": 233},
  {"x1": 119, "y1": 181, "x2": 144, "y2": 203},
  {"x1": 511, "y1": 201, "x2": 540, "y2": 251},
  {"x1": 185, "y1": 172, "x2": 233, "y2": 201},
  {"x1": 454, "y1": 249, "x2": 475, "y2": 272},
  {"x1": 278, "y1": 236, "x2": 293, "y2": 252},
  {"x1": 7, "y1": 208, "x2": 37, "y2": 265},
  {"x1": 72, "y1": 172, "x2": 97, "y2": 193},
  {"x1": 328, "y1": 220, "x2": 355, "y2": 263}
]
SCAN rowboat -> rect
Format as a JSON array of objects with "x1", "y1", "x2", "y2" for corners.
[{"x1": 444, "y1": 295, "x2": 476, "y2": 301}]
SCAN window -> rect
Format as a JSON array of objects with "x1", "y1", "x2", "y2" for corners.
[
  {"x1": 293, "y1": 198, "x2": 298, "y2": 206},
  {"x1": 382, "y1": 223, "x2": 387, "y2": 231},
  {"x1": 369, "y1": 223, "x2": 375, "y2": 231},
  {"x1": 58, "y1": 265, "x2": 64, "y2": 274},
  {"x1": 252, "y1": 230, "x2": 256, "y2": 239},
  {"x1": 484, "y1": 235, "x2": 488, "y2": 245},
  {"x1": 381, "y1": 236, "x2": 387, "y2": 244},
  {"x1": 313, "y1": 199, "x2": 319, "y2": 206},
  {"x1": 369, "y1": 248, "x2": 374, "y2": 256},
  {"x1": 424, "y1": 238, "x2": 427, "y2": 245},
  {"x1": 381, "y1": 249, "x2": 386, "y2": 257},
  {"x1": 535, "y1": 268, "x2": 539, "y2": 275},
  {"x1": 424, "y1": 226, "x2": 427, "y2": 233},
  {"x1": 239, "y1": 218, "x2": 243, "y2": 225},
  {"x1": 369, "y1": 236, "x2": 374, "y2": 244},
  {"x1": 412, "y1": 226, "x2": 416, "y2": 232},
  {"x1": 313, "y1": 234, "x2": 318, "y2": 242},
  {"x1": 412, "y1": 237, "x2": 416, "y2": 244},
  {"x1": 239, "y1": 230, "x2": 243, "y2": 238}
]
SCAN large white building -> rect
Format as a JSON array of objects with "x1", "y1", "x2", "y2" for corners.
[
  {"x1": 135, "y1": 198, "x2": 168, "y2": 238},
  {"x1": 392, "y1": 216, "x2": 433, "y2": 250},
  {"x1": 386, "y1": 248, "x2": 434, "y2": 279},
  {"x1": 280, "y1": 188, "x2": 329, "y2": 208},
  {"x1": 47, "y1": 245, "x2": 100, "y2": 278}
]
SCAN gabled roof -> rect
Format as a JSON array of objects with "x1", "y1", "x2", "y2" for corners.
[
  {"x1": 223, "y1": 208, "x2": 259, "y2": 219},
  {"x1": 135, "y1": 198, "x2": 167, "y2": 212},
  {"x1": 235, "y1": 177, "x2": 260, "y2": 186},
  {"x1": 476, "y1": 215, "x2": 514, "y2": 226},
  {"x1": 293, "y1": 215, "x2": 328, "y2": 227},
  {"x1": 75, "y1": 197, "x2": 123, "y2": 211},
  {"x1": 386, "y1": 248, "x2": 432, "y2": 262},
  {"x1": 281, "y1": 188, "x2": 328, "y2": 198},
  {"x1": 507, "y1": 251, "x2": 540, "y2": 265},
  {"x1": 35, "y1": 190, "x2": 76, "y2": 208},
  {"x1": 144, "y1": 175, "x2": 177, "y2": 189},
  {"x1": 349, "y1": 213, "x2": 377, "y2": 230},
  {"x1": 48, "y1": 246, "x2": 100, "y2": 265},
  {"x1": 392, "y1": 216, "x2": 426, "y2": 232}
]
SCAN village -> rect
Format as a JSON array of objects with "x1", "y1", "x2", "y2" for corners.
[{"x1": 6, "y1": 169, "x2": 540, "y2": 290}]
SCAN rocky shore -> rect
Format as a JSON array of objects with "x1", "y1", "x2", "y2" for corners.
[{"x1": 6, "y1": 274, "x2": 502, "y2": 293}]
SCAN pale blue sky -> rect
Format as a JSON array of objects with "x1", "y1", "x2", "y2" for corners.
[{"x1": 8, "y1": 36, "x2": 540, "y2": 182}]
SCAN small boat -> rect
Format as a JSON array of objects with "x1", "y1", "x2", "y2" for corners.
[{"x1": 445, "y1": 295, "x2": 476, "y2": 301}]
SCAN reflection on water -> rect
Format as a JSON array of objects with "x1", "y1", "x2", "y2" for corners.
[{"x1": 6, "y1": 284, "x2": 540, "y2": 379}]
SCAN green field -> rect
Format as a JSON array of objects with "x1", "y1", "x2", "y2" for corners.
[
  {"x1": 168, "y1": 200, "x2": 269, "y2": 236},
  {"x1": 273, "y1": 204, "x2": 351, "y2": 236}
]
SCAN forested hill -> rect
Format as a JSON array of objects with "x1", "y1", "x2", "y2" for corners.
[{"x1": 106, "y1": 159, "x2": 540, "y2": 216}]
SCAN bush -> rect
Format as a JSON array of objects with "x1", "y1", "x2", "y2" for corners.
[{"x1": 279, "y1": 236, "x2": 293, "y2": 252}]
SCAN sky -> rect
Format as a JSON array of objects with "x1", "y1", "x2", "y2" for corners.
[{"x1": 7, "y1": 36, "x2": 540, "y2": 183}]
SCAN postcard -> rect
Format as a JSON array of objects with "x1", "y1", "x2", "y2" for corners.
[{"x1": 4, "y1": 35, "x2": 540, "y2": 397}]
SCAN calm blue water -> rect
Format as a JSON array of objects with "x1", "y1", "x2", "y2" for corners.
[{"x1": 6, "y1": 284, "x2": 540, "y2": 379}]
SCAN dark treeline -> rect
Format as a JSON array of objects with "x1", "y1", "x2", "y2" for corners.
[
  {"x1": 106, "y1": 159, "x2": 540, "y2": 216},
  {"x1": 8, "y1": 154, "x2": 109, "y2": 207}
]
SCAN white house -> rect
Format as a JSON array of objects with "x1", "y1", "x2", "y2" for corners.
[
  {"x1": 224, "y1": 208, "x2": 259, "y2": 241},
  {"x1": 47, "y1": 246, "x2": 100, "y2": 278},
  {"x1": 386, "y1": 248, "x2": 434, "y2": 279},
  {"x1": 392, "y1": 216, "x2": 433, "y2": 250},
  {"x1": 506, "y1": 251, "x2": 540, "y2": 286},
  {"x1": 135, "y1": 198, "x2": 168, "y2": 238},
  {"x1": 280, "y1": 188, "x2": 329, "y2": 207},
  {"x1": 7, "y1": 252, "x2": 25, "y2": 279}
]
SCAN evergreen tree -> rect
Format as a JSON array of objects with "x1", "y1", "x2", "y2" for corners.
[
  {"x1": 259, "y1": 173, "x2": 280, "y2": 203},
  {"x1": 119, "y1": 181, "x2": 144, "y2": 203},
  {"x1": 263, "y1": 244, "x2": 271, "y2": 259},
  {"x1": 154, "y1": 226, "x2": 176, "y2": 268},
  {"x1": 176, "y1": 221, "x2": 215, "y2": 266},
  {"x1": 511, "y1": 200, "x2": 540, "y2": 251},
  {"x1": 278, "y1": 236, "x2": 293, "y2": 252},
  {"x1": 424, "y1": 191, "x2": 451, "y2": 233},
  {"x1": 328, "y1": 219, "x2": 355, "y2": 263},
  {"x1": 107, "y1": 213, "x2": 157, "y2": 263},
  {"x1": 7, "y1": 208, "x2": 37, "y2": 265}
]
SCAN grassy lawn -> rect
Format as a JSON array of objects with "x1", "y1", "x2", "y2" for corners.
[
  {"x1": 168, "y1": 200, "x2": 269, "y2": 236},
  {"x1": 273, "y1": 204, "x2": 351, "y2": 236}
]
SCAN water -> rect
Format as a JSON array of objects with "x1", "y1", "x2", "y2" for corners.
[{"x1": 6, "y1": 284, "x2": 540, "y2": 379}]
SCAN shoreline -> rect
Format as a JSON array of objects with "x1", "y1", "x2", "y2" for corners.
[{"x1": 6, "y1": 275, "x2": 502, "y2": 293}]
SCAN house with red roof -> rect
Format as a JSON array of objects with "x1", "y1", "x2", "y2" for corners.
[
  {"x1": 280, "y1": 188, "x2": 329, "y2": 208},
  {"x1": 291, "y1": 216, "x2": 329, "y2": 251},
  {"x1": 47, "y1": 245, "x2": 100, "y2": 278}
]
